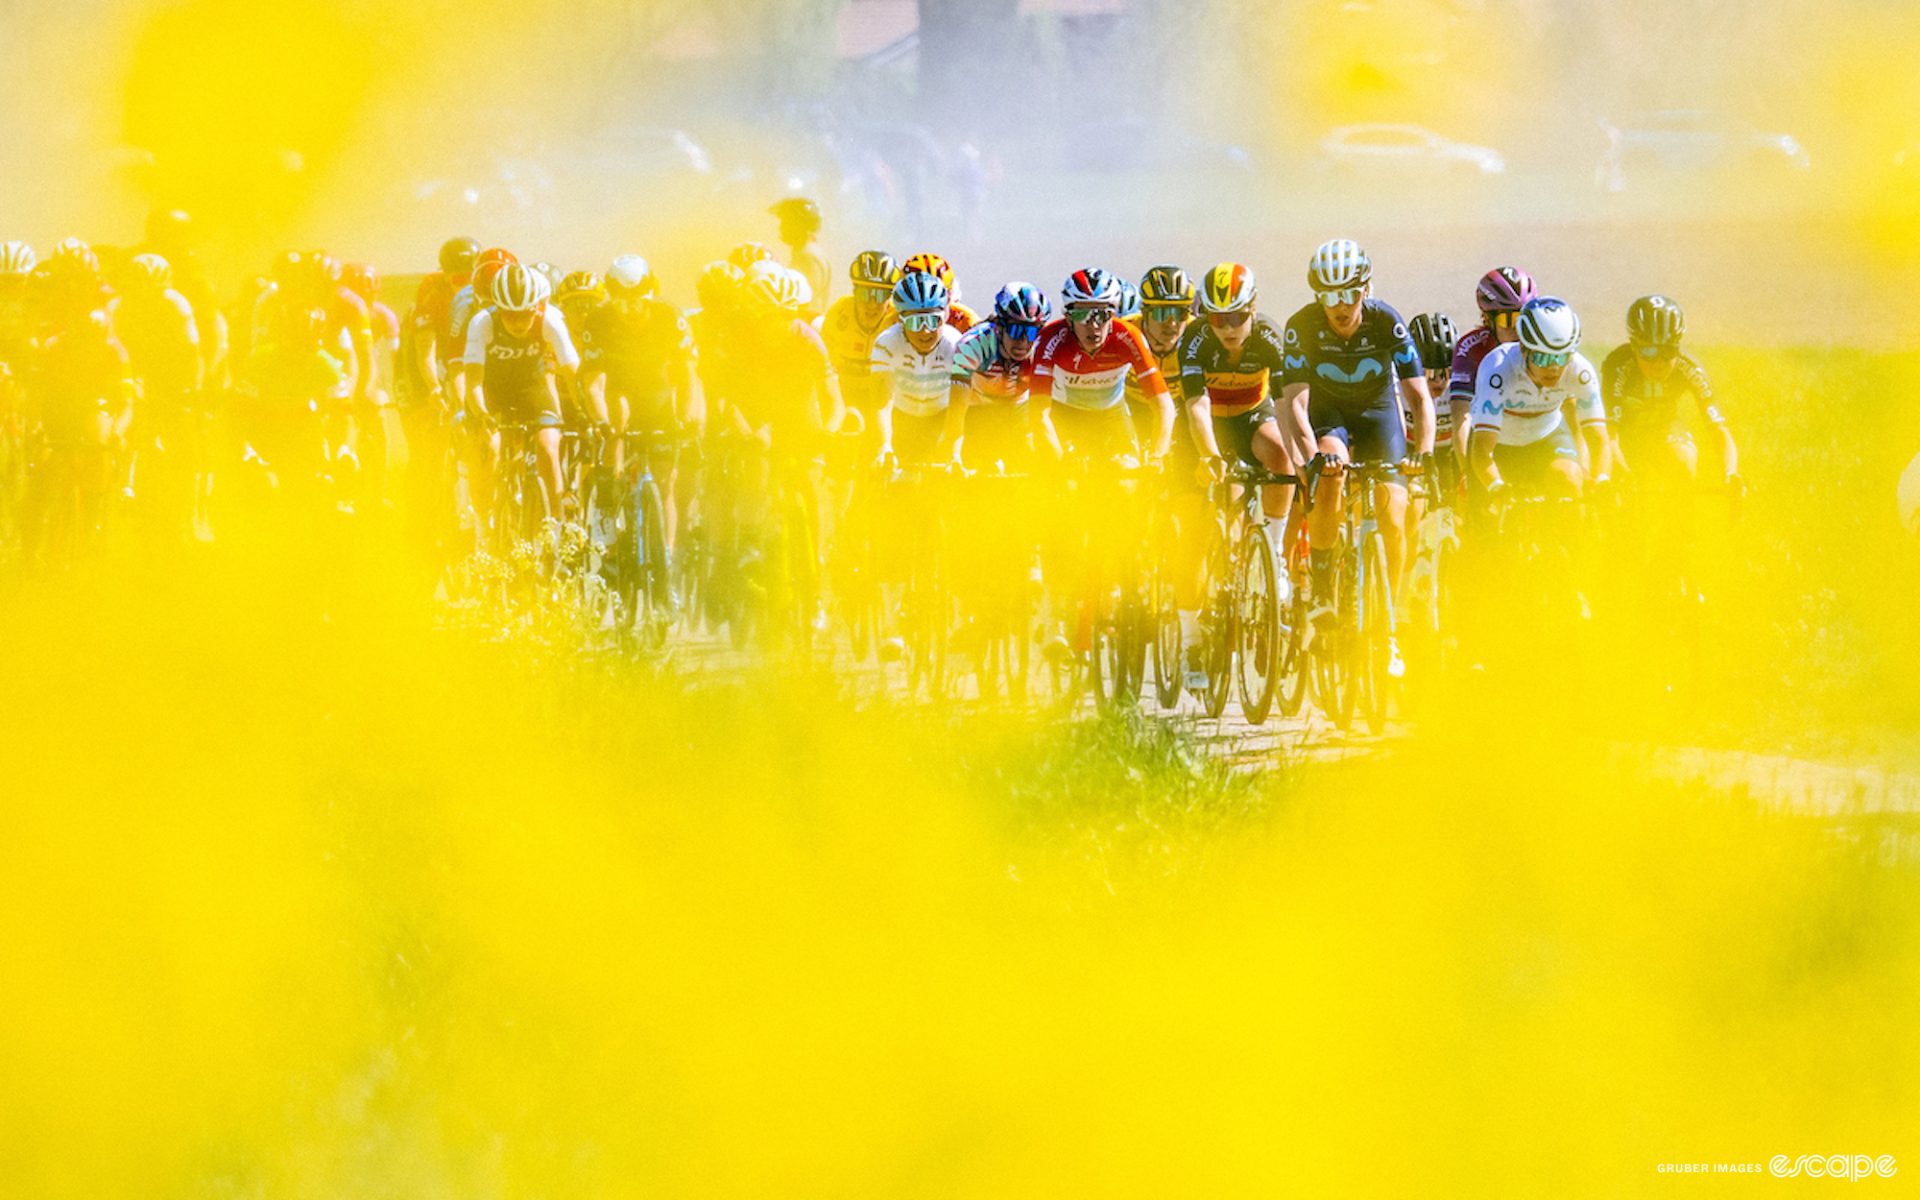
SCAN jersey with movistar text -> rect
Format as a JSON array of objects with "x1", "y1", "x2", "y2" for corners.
[
  {"x1": 1281, "y1": 299, "x2": 1420, "y2": 410},
  {"x1": 872, "y1": 323, "x2": 961, "y2": 418},
  {"x1": 950, "y1": 322, "x2": 1038, "y2": 405},
  {"x1": 579, "y1": 299, "x2": 694, "y2": 410},
  {"x1": 1176, "y1": 314, "x2": 1287, "y2": 417},
  {"x1": 1032, "y1": 318, "x2": 1166, "y2": 413},
  {"x1": 1600, "y1": 344, "x2": 1724, "y2": 436},
  {"x1": 1469, "y1": 342, "x2": 1604, "y2": 446}
]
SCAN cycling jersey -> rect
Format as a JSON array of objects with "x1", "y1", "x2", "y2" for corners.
[
  {"x1": 1600, "y1": 344, "x2": 1724, "y2": 442},
  {"x1": 816, "y1": 294, "x2": 895, "y2": 410},
  {"x1": 407, "y1": 271, "x2": 467, "y2": 384},
  {"x1": 872, "y1": 323, "x2": 960, "y2": 418},
  {"x1": 1176, "y1": 314, "x2": 1286, "y2": 417},
  {"x1": 1469, "y1": 342, "x2": 1605, "y2": 446},
  {"x1": 32, "y1": 312, "x2": 132, "y2": 440},
  {"x1": 107, "y1": 290, "x2": 200, "y2": 398},
  {"x1": 465, "y1": 308, "x2": 578, "y2": 425},
  {"x1": 580, "y1": 299, "x2": 695, "y2": 414},
  {"x1": 1280, "y1": 299, "x2": 1420, "y2": 412},
  {"x1": 730, "y1": 316, "x2": 833, "y2": 433},
  {"x1": 1447, "y1": 325, "x2": 1499, "y2": 410},
  {"x1": 1120, "y1": 315, "x2": 1182, "y2": 411},
  {"x1": 950, "y1": 323, "x2": 1038, "y2": 405},
  {"x1": 1032, "y1": 318, "x2": 1166, "y2": 413}
]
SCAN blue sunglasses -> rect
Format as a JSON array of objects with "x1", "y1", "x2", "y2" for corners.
[{"x1": 999, "y1": 320, "x2": 1042, "y2": 341}]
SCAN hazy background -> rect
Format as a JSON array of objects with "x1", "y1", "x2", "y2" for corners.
[{"x1": 3, "y1": 0, "x2": 1919, "y2": 345}]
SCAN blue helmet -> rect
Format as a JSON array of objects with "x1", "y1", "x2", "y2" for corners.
[
  {"x1": 992, "y1": 282, "x2": 1050, "y2": 325},
  {"x1": 893, "y1": 269, "x2": 949, "y2": 315},
  {"x1": 1115, "y1": 279, "x2": 1142, "y2": 320}
]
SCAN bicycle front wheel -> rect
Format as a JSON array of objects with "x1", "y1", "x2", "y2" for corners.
[{"x1": 1235, "y1": 530, "x2": 1281, "y2": 725}]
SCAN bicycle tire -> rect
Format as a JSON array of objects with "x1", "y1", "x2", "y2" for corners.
[
  {"x1": 1235, "y1": 530, "x2": 1281, "y2": 725},
  {"x1": 1359, "y1": 529, "x2": 1393, "y2": 734},
  {"x1": 1198, "y1": 525, "x2": 1235, "y2": 720}
]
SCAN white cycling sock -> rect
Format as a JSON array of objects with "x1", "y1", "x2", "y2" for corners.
[{"x1": 1262, "y1": 519, "x2": 1285, "y2": 558}]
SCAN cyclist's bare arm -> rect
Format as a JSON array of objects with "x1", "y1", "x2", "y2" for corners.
[
  {"x1": 939, "y1": 380, "x2": 970, "y2": 457},
  {"x1": 1184, "y1": 389, "x2": 1224, "y2": 463},
  {"x1": 1581, "y1": 420, "x2": 1611, "y2": 479},
  {"x1": 1400, "y1": 374, "x2": 1436, "y2": 457},
  {"x1": 1469, "y1": 427, "x2": 1500, "y2": 488},
  {"x1": 1280, "y1": 381, "x2": 1317, "y2": 465}
]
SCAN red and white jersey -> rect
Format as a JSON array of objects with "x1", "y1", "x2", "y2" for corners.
[
  {"x1": 1032, "y1": 318, "x2": 1167, "y2": 413},
  {"x1": 1447, "y1": 325, "x2": 1501, "y2": 409}
]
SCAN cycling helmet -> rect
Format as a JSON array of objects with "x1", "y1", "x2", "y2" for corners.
[
  {"x1": 557, "y1": 270, "x2": 606, "y2": 305},
  {"x1": 903, "y1": 252, "x2": 955, "y2": 288},
  {"x1": 728, "y1": 241, "x2": 773, "y2": 271},
  {"x1": 439, "y1": 236, "x2": 480, "y2": 276},
  {"x1": 1115, "y1": 279, "x2": 1142, "y2": 320},
  {"x1": 893, "y1": 270, "x2": 950, "y2": 315},
  {"x1": 992, "y1": 282, "x2": 1050, "y2": 325},
  {"x1": 50, "y1": 238, "x2": 100, "y2": 278},
  {"x1": 605, "y1": 254, "x2": 655, "y2": 298},
  {"x1": 696, "y1": 261, "x2": 744, "y2": 311},
  {"x1": 1626, "y1": 294, "x2": 1685, "y2": 346},
  {"x1": 1307, "y1": 238, "x2": 1371, "y2": 291},
  {"x1": 1139, "y1": 265, "x2": 1195, "y2": 307},
  {"x1": 1199, "y1": 262, "x2": 1257, "y2": 314},
  {"x1": 530, "y1": 261, "x2": 563, "y2": 291},
  {"x1": 1516, "y1": 297, "x2": 1581, "y2": 354},
  {"x1": 1475, "y1": 266, "x2": 1537, "y2": 315},
  {"x1": 127, "y1": 253, "x2": 173, "y2": 292},
  {"x1": 770, "y1": 196, "x2": 822, "y2": 233},
  {"x1": 476, "y1": 246, "x2": 517, "y2": 271},
  {"x1": 749, "y1": 264, "x2": 807, "y2": 312},
  {"x1": 341, "y1": 262, "x2": 378, "y2": 302},
  {"x1": 492, "y1": 263, "x2": 550, "y2": 313},
  {"x1": 305, "y1": 250, "x2": 342, "y2": 284},
  {"x1": 1408, "y1": 312, "x2": 1458, "y2": 372},
  {"x1": 1060, "y1": 267, "x2": 1121, "y2": 309},
  {"x1": 849, "y1": 249, "x2": 900, "y2": 289},
  {"x1": 1, "y1": 241, "x2": 39, "y2": 276}
]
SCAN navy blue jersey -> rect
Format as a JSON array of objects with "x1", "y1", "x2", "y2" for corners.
[
  {"x1": 1280, "y1": 299, "x2": 1420, "y2": 411},
  {"x1": 1600, "y1": 343, "x2": 1723, "y2": 435}
]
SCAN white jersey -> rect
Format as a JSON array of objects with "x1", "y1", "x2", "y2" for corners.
[
  {"x1": 462, "y1": 307, "x2": 580, "y2": 372},
  {"x1": 872, "y1": 323, "x2": 960, "y2": 419},
  {"x1": 1469, "y1": 342, "x2": 1604, "y2": 447}
]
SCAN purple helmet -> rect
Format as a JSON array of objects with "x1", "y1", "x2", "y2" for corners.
[
  {"x1": 1475, "y1": 266, "x2": 1538, "y2": 315},
  {"x1": 993, "y1": 281, "x2": 1050, "y2": 325}
]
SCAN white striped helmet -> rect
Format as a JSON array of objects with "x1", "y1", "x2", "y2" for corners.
[
  {"x1": 1307, "y1": 238, "x2": 1371, "y2": 291},
  {"x1": 129, "y1": 253, "x2": 172, "y2": 291},
  {"x1": 0, "y1": 241, "x2": 36, "y2": 276},
  {"x1": 748, "y1": 262, "x2": 808, "y2": 312},
  {"x1": 491, "y1": 263, "x2": 551, "y2": 313},
  {"x1": 606, "y1": 253, "x2": 655, "y2": 297},
  {"x1": 1516, "y1": 297, "x2": 1581, "y2": 355}
]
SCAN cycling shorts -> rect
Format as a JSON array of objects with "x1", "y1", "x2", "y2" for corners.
[
  {"x1": 1310, "y1": 394, "x2": 1407, "y2": 474},
  {"x1": 1492, "y1": 421, "x2": 1578, "y2": 487},
  {"x1": 893, "y1": 410, "x2": 945, "y2": 465},
  {"x1": 1215, "y1": 399, "x2": 1278, "y2": 472},
  {"x1": 1052, "y1": 403, "x2": 1136, "y2": 461}
]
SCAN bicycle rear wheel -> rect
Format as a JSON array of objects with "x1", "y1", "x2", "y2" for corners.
[
  {"x1": 1358, "y1": 530, "x2": 1394, "y2": 734},
  {"x1": 632, "y1": 476, "x2": 673, "y2": 653},
  {"x1": 1197, "y1": 530, "x2": 1235, "y2": 720}
]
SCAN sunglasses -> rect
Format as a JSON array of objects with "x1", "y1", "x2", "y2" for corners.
[
  {"x1": 1207, "y1": 310, "x2": 1252, "y2": 329},
  {"x1": 856, "y1": 285, "x2": 890, "y2": 303},
  {"x1": 1635, "y1": 344, "x2": 1678, "y2": 361},
  {"x1": 901, "y1": 312, "x2": 943, "y2": 333},
  {"x1": 1144, "y1": 304, "x2": 1189, "y2": 323},
  {"x1": 999, "y1": 320, "x2": 1042, "y2": 341},
  {"x1": 1316, "y1": 288, "x2": 1363, "y2": 307},
  {"x1": 1487, "y1": 311, "x2": 1518, "y2": 329},
  {"x1": 1066, "y1": 306, "x2": 1114, "y2": 323},
  {"x1": 1524, "y1": 349, "x2": 1571, "y2": 368}
]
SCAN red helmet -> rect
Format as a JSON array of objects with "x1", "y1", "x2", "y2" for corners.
[{"x1": 341, "y1": 262, "x2": 379, "y2": 302}]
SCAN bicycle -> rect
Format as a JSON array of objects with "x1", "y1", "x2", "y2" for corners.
[
  {"x1": 1304, "y1": 457, "x2": 1407, "y2": 735},
  {"x1": 1192, "y1": 464, "x2": 1297, "y2": 724},
  {"x1": 581, "y1": 425, "x2": 681, "y2": 654}
]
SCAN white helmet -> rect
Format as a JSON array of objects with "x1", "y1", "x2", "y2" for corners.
[
  {"x1": 492, "y1": 262, "x2": 551, "y2": 313},
  {"x1": 1060, "y1": 267, "x2": 1122, "y2": 309},
  {"x1": 1516, "y1": 297, "x2": 1581, "y2": 354},
  {"x1": 1307, "y1": 238, "x2": 1371, "y2": 291},
  {"x1": 606, "y1": 253, "x2": 655, "y2": 297},
  {"x1": 0, "y1": 241, "x2": 36, "y2": 276},
  {"x1": 749, "y1": 263, "x2": 807, "y2": 312},
  {"x1": 128, "y1": 253, "x2": 172, "y2": 291}
]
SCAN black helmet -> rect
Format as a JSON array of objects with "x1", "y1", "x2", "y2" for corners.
[
  {"x1": 1408, "y1": 312, "x2": 1459, "y2": 372},
  {"x1": 1626, "y1": 294, "x2": 1685, "y2": 347},
  {"x1": 439, "y1": 236, "x2": 480, "y2": 276},
  {"x1": 770, "y1": 197, "x2": 822, "y2": 233}
]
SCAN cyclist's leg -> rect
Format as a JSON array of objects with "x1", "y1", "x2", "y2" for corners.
[{"x1": 1352, "y1": 402, "x2": 1411, "y2": 598}]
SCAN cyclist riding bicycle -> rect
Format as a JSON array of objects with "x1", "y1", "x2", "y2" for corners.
[
  {"x1": 946, "y1": 281, "x2": 1050, "y2": 471},
  {"x1": 1449, "y1": 267, "x2": 1536, "y2": 477},
  {"x1": 873, "y1": 270, "x2": 962, "y2": 465},
  {"x1": 817, "y1": 250, "x2": 900, "y2": 438},
  {"x1": 1601, "y1": 294, "x2": 1739, "y2": 496},
  {"x1": 463, "y1": 263, "x2": 580, "y2": 522},
  {"x1": 1408, "y1": 312, "x2": 1460, "y2": 496},
  {"x1": 1280, "y1": 238, "x2": 1435, "y2": 677},
  {"x1": 1468, "y1": 296, "x2": 1610, "y2": 501},
  {"x1": 770, "y1": 197, "x2": 832, "y2": 318},
  {"x1": 1032, "y1": 268, "x2": 1172, "y2": 463},
  {"x1": 900, "y1": 252, "x2": 980, "y2": 332}
]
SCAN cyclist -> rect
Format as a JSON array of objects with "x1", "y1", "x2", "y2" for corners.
[
  {"x1": 1122, "y1": 265, "x2": 1191, "y2": 457},
  {"x1": 688, "y1": 261, "x2": 746, "y2": 434},
  {"x1": 554, "y1": 271, "x2": 607, "y2": 343},
  {"x1": 578, "y1": 253, "x2": 697, "y2": 545},
  {"x1": 1602, "y1": 295, "x2": 1739, "y2": 494},
  {"x1": 139, "y1": 209, "x2": 227, "y2": 389},
  {"x1": 1032, "y1": 268, "x2": 1172, "y2": 463},
  {"x1": 816, "y1": 250, "x2": 900, "y2": 442},
  {"x1": 946, "y1": 282, "x2": 1049, "y2": 470},
  {"x1": 107, "y1": 254, "x2": 202, "y2": 509},
  {"x1": 1408, "y1": 312, "x2": 1460, "y2": 497},
  {"x1": 1448, "y1": 267, "x2": 1536, "y2": 478},
  {"x1": 771, "y1": 197, "x2": 831, "y2": 316},
  {"x1": 406, "y1": 236, "x2": 477, "y2": 410},
  {"x1": 728, "y1": 263, "x2": 840, "y2": 443},
  {"x1": 463, "y1": 263, "x2": 580, "y2": 523},
  {"x1": 872, "y1": 270, "x2": 961, "y2": 465},
  {"x1": 1175, "y1": 261, "x2": 1300, "y2": 687},
  {"x1": 1467, "y1": 296, "x2": 1609, "y2": 500},
  {"x1": 1280, "y1": 238, "x2": 1434, "y2": 676}
]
